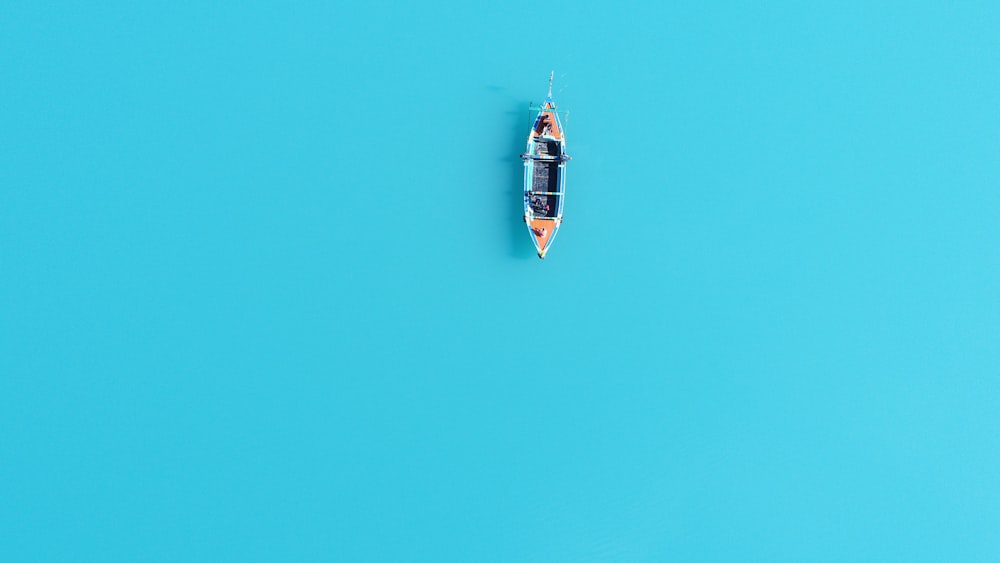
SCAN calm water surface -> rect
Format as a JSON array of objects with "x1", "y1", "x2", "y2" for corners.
[{"x1": 3, "y1": 1, "x2": 999, "y2": 561}]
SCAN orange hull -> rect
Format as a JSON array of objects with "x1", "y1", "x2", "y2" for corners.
[{"x1": 521, "y1": 73, "x2": 569, "y2": 259}]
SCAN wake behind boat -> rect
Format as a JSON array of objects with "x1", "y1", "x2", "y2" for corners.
[{"x1": 521, "y1": 72, "x2": 570, "y2": 259}]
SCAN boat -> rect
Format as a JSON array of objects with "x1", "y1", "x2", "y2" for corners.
[{"x1": 521, "y1": 71, "x2": 570, "y2": 259}]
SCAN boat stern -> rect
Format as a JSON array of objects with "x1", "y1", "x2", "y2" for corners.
[{"x1": 527, "y1": 218, "x2": 559, "y2": 259}]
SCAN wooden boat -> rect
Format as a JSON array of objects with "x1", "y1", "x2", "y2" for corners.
[{"x1": 522, "y1": 72, "x2": 570, "y2": 259}]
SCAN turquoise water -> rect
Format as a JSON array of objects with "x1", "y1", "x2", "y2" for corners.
[{"x1": 3, "y1": 2, "x2": 1000, "y2": 561}]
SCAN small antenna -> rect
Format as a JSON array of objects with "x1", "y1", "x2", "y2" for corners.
[{"x1": 547, "y1": 70, "x2": 554, "y2": 98}]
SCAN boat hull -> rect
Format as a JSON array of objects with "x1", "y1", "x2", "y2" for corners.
[{"x1": 522, "y1": 92, "x2": 568, "y2": 259}]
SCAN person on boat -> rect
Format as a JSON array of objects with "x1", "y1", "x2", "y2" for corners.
[
  {"x1": 530, "y1": 198, "x2": 549, "y2": 214},
  {"x1": 532, "y1": 227, "x2": 547, "y2": 237},
  {"x1": 537, "y1": 115, "x2": 552, "y2": 136}
]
